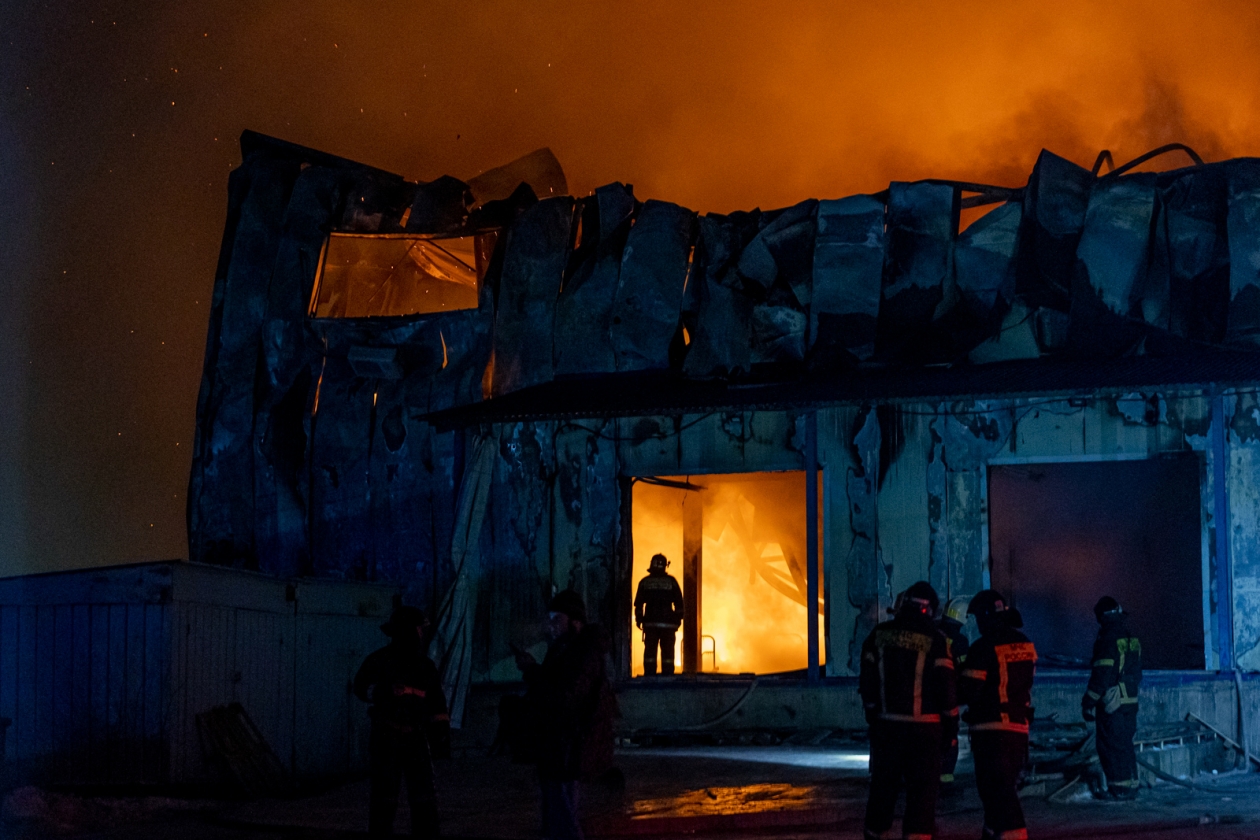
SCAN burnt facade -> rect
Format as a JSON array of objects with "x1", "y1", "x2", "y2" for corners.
[{"x1": 190, "y1": 133, "x2": 1260, "y2": 732}]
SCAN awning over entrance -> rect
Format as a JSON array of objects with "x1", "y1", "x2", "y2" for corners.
[{"x1": 423, "y1": 352, "x2": 1260, "y2": 429}]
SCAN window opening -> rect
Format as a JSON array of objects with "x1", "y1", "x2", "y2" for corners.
[
  {"x1": 631, "y1": 471, "x2": 824, "y2": 676},
  {"x1": 988, "y1": 456, "x2": 1204, "y2": 670},
  {"x1": 309, "y1": 232, "x2": 494, "y2": 319}
]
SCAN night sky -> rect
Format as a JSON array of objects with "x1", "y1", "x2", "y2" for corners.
[{"x1": 2, "y1": 1, "x2": 1258, "y2": 576}]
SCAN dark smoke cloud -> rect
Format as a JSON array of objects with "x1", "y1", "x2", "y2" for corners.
[{"x1": 2, "y1": 0, "x2": 1259, "y2": 574}]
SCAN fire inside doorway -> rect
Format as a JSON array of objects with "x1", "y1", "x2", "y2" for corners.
[{"x1": 630, "y1": 472, "x2": 824, "y2": 677}]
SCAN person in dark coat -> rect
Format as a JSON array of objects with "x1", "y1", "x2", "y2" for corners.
[
  {"x1": 353, "y1": 604, "x2": 450, "y2": 839},
  {"x1": 859, "y1": 580, "x2": 958, "y2": 840},
  {"x1": 1082, "y1": 595, "x2": 1142, "y2": 800},
  {"x1": 960, "y1": 590, "x2": 1036, "y2": 840},
  {"x1": 514, "y1": 589, "x2": 617, "y2": 840},
  {"x1": 938, "y1": 596, "x2": 972, "y2": 785},
  {"x1": 634, "y1": 553, "x2": 684, "y2": 675}
]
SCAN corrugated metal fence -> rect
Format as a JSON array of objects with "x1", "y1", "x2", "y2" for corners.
[{"x1": 0, "y1": 561, "x2": 396, "y2": 787}]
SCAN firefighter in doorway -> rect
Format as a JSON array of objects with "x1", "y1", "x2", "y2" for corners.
[
  {"x1": 960, "y1": 590, "x2": 1036, "y2": 840},
  {"x1": 859, "y1": 581, "x2": 958, "y2": 840},
  {"x1": 938, "y1": 596, "x2": 971, "y2": 785},
  {"x1": 353, "y1": 604, "x2": 451, "y2": 839},
  {"x1": 634, "y1": 553, "x2": 684, "y2": 676},
  {"x1": 1082, "y1": 596, "x2": 1142, "y2": 800}
]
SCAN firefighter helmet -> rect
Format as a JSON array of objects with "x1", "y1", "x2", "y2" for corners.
[
  {"x1": 548, "y1": 589, "x2": 587, "y2": 624},
  {"x1": 944, "y1": 596, "x2": 971, "y2": 624},
  {"x1": 381, "y1": 604, "x2": 428, "y2": 638},
  {"x1": 968, "y1": 589, "x2": 1023, "y2": 628},
  {"x1": 649, "y1": 553, "x2": 669, "y2": 573},
  {"x1": 901, "y1": 581, "x2": 939, "y2": 617},
  {"x1": 1093, "y1": 595, "x2": 1122, "y2": 623}
]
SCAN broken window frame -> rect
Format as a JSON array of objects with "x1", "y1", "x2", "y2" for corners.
[{"x1": 307, "y1": 230, "x2": 499, "y2": 321}]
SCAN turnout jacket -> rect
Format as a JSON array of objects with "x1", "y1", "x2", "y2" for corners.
[
  {"x1": 353, "y1": 640, "x2": 451, "y2": 741},
  {"x1": 523, "y1": 625, "x2": 618, "y2": 781},
  {"x1": 634, "y1": 571, "x2": 684, "y2": 629},
  {"x1": 960, "y1": 624, "x2": 1037, "y2": 733},
  {"x1": 1084, "y1": 613, "x2": 1142, "y2": 712},
  {"x1": 859, "y1": 612, "x2": 958, "y2": 724}
]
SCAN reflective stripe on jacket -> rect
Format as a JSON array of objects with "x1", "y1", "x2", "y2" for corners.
[
  {"x1": 859, "y1": 613, "x2": 958, "y2": 723},
  {"x1": 960, "y1": 625, "x2": 1037, "y2": 733},
  {"x1": 1084, "y1": 613, "x2": 1141, "y2": 710}
]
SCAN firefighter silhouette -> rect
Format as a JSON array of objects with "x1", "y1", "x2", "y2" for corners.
[
  {"x1": 1083, "y1": 595, "x2": 1142, "y2": 800},
  {"x1": 634, "y1": 553, "x2": 684, "y2": 676}
]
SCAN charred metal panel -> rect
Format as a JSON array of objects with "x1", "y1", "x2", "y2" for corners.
[
  {"x1": 492, "y1": 197, "x2": 575, "y2": 395},
  {"x1": 811, "y1": 196, "x2": 886, "y2": 365},
  {"x1": 190, "y1": 154, "x2": 302, "y2": 568},
  {"x1": 308, "y1": 361, "x2": 374, "y2": 579},
  {"x1": 1017, "y1": 149, "x2": 1092, "y2": 310},
  {"x1": 615, "y1": 412, "x2": 801, "y2": 478},
  {"x1": 367, "y1": 392, "x2": 457, "y2": 592},
  {"x1": 552, "y1": 420, "x2": 620, "y2": 630},
  {"x1": 1153, "y1": 165, "x2": 1229, "y2": 346},
  {"x1": 682, "y1": 214, "x2": 758, "y2": 377},
  {"x1": 841, "y1": 406, "x2": 882, "y2": 673},
  {"x1": 877, "y1": 182, "x2": 956, "y2": 362},
  {"x1": 481, "y1": 421, "x2": 555, "y2": 681},
  {"x1": 929, "y1": 404, "x2": 1014, "y2": 599},
  {"x1": 1226, "y1": 161, "x2": 1260, "y2": 347},
  {"x1": 946, "y1": 202, "x2": 1021, "y2": 356},
  {"x1": 675, "y1": 412, "x2": 802, "y2": 476},
  {"x1": 746, "y1": 201, "x2": 817, "y2": 367},
  {"x1": 1226, "y1": 392, "x2": 1260, "y2": 670},
  {"x1": 879, "y1": 411, "x2": 931, "y2": 598},
  {"x1": 1070, "y1": 173, "x2": 1157, "y2": 356},
  {"x1": 611, "y1": 200, "x2": 696, "y2": 372},
  {"x1": 254, "y1": 166, "x2": 346, "y2": 576},
  {"x1": 554, "y1": 184, "x2": 635, "y2": 376},
  {"x1": 404, "y1": 175, "x2": 471, "y2": 235}
]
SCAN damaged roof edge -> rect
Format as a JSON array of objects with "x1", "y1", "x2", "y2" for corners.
[{"x1": 422, "y1": 354, "x2": 1260, "y2": 429}]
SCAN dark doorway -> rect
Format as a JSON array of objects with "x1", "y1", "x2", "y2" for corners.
[{"x1": 988, "y1": 456, "x2": 1204, "y2": 670}]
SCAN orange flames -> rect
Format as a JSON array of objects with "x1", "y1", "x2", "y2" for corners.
[{"x1": 631, "y1": 472, "x2": 823, "y2": 676}]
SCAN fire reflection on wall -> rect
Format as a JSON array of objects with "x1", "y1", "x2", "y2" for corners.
[{"x1": 631, "y1": 471, "x2": 823, "y2": 676}]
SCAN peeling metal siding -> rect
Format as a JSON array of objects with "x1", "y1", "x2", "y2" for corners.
[{"x1": 1226, "y1": 392, "x2": 1260, "y2": 670}]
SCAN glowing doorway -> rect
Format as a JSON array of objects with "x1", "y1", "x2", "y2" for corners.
[{"x1": 630, "y1": 471, "x2": 823, "y2": 676}]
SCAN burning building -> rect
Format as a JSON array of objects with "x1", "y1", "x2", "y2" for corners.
[{"x1": 6, "y1": 130, "x2": 1260, "y2": 785}]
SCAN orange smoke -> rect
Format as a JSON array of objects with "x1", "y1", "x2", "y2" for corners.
[
  {"x1": 16, "y1": 0, "x2": 1260, "y2": 573},
  {"x1": 631, "y1": 473, "x2": 823, "y2": 676}
]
